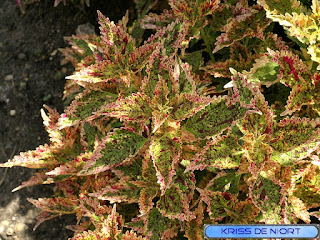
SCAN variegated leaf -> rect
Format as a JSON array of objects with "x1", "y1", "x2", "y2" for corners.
[
  {"x1": 198, "y1": 188, "x2": 257, "y2": 223},
  {"x1": 287, "y1": 195, "x2": 310, "y2": 223},
  {"x1": 213, "y1": 4, "x2": 272, "y2": 53},
  {"x1": 149, "y1": 134, "x2": 182, "y2": 194},
  {"x1": 232, "y1": 198, "x2": 261, "y2": 223},
  {"x1": 240, "y1": 94, "x2": 274, "y2": 136},
  {"x1": 129, "y1": 42, "x2": 159, "y2": 72},
  {"x1": 128, "y1": 153, "x2": 159, "y2": 215},
  {"x1": 156, "y1": 169, "x2": 196, "y2": 221},
  {"x1": 151, "y1": 109, "x2": 171, "y2": 134},
  {"x1": 169, "y1": 0, "x2": 220, "y2": 23},
  {"x1": 65, "y1": 89, "x2": 117, "y2": 122},
  {"x1": 0, "y1": 144, "x2": 57, "y2": 169},
  {"x1": 66, "y1": 222, "x2": 91, "y2": 236},
  {"x1": 28, "y1": 197, "x2": 77, "y2": 214},
  {"x1": 184, "y1": 96, "x2": 247, "y2": 138},
  {"x1": 249, "y1": 174, "x2": 283, "y2": 223},
  {"x1": 121, "y1": 230, "x2": 147, "y2": 240},
  {"x1": 126, "y1": 208, "x2": 180, "y2": 240},
  {"x1": 79, "y1": 122, "x2": 104, "y2": 152},
  {"x1": 229, "y1": 70, "x2": 262, "y2": 109},
  {"x1": 183, "y1": 202, "x2": 204, "y2": 240},
  {"x1": 173, "y1": 168, "x2": 196, "y2": 202},
  {"x1": 259, "y1": 0, "x2": 320, "y2": 70},
  {"x1": 237, "y1": 96, "x2": 275, "y2": 165},
  {"x1": 136, "y1": 187, "x2": 159, "y2": 215},
  {"x1": 146, "y1": 19, "x2": 187, "y2": 58},
  {"x1": 12, "y1": 172, "x2": 54, "y2": 192},
  {"x1": 294, "y1": 165, "x2": 320, "y2": 208},
  {"x1": 257, "y1": 0, "x2": 308, "y2": 16},
  {"x1": 242, "y1": 55, "x2": 281, "y2": 88},
  {"x1": 97, "y1": 11, "x2": 136, "y2": 62},
  {"x1": 156, "y1": 183, "x2": 195, "y2": 221},
  {"x1": 267, "y1": 49, "x2": 310, "y2": 88},
  {"x1": 65, "y1": 59, "x2": 126, "y2": 85},
  {"x1": 140, "y1": 46, "x2": 164, "y2": 98},
  {"x1": 97, "y1": 93, "x2": 153, "y2": 122},
  {"x1": 270, "y1": 117, "x2": 320, "y2": 166},
  {"x1": 204, "y1": 170, "x2": 242, "y2": 195},
  {"x1": 78, "y1": 128, "x2": 147, "y2": 175},
  {"x1": 197, "y1": 189, "x2": 230, "y2": 222},
  {"x1": 186, "y1": 134, "x2": 243, "y2": 172},
  {"x1": 60, "y1": 34, "x2": 101, "y2": 71},
  {"x1": 281, "y1": 83, "x2": 314, "y2": 116},
  {"x1": 170, "y1": 93, "x2": 212, "y2": 122},
  {"x1": 102, "y1": 204, "x2": 124, "y2": 239},
  {"x1": 152, "y1": 74, "x2": 170, "y2": 107},
  {"x1": 31, "y1": 211, "x2": 61, "y2": 231},
  {"x1": 141, "y1": 10, "x2": 176, "y2": 30},
  {"x1": 77, "y1": 195, "x2": 113, "y2": 228},
  {"x1": 71, "y1": 229, "x2": 102, "y2": 240},
  {"x1": 89, "y1": 178, "x2": 141, "y2": 204}
]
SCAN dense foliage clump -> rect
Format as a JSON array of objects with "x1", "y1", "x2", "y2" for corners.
[{"x1": 5, "y1": 0, "x2": 320, "y2": 239}]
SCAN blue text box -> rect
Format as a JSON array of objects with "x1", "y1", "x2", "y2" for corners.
[{"x1": 204, "y1": 225, "x2": 319, "y2": 239}]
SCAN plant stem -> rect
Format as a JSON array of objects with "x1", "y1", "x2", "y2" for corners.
[{"x1": 201, "y1": 28, "x2": 215, "y2": 63}]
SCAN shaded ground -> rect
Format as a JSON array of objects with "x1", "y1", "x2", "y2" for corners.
[
  {"x1": 0, "y1": 0, "x2": 133, "y2": 239},
  {"x1": 2, "y1": 1, "x2": 319, "y2": 239}
]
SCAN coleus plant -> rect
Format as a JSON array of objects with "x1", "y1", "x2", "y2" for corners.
[{"x1": 3, "y1": 0, "x2": 320, "y2": 239}]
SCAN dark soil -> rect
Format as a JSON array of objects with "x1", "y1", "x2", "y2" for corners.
[
  {"x1": 2, "y1": 1, "x2": 318, "y2": 239},
  {"x1": 0, "y1": 0, "x2": 133, "y2": 239}
]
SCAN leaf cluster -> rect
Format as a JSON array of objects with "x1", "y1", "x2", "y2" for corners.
[{"x1": 4, "y1": 0, "x2": 320, "y2": 239}]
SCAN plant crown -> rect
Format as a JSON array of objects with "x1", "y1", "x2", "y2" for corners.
[{"x1": 4, "y1": 0, "x2": 320, "y2": 239}]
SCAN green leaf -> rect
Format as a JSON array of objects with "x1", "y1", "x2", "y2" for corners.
[
  {"x1": 170, "y1": 93, "x2": 212, "y2": 122},
  {"x1": 206, "y1": 170, "x2": 242, "y2": 195},
  {"x1": 249, "y1": 174, "x2": 282, "y2": 223},
  {"x1": 98, "y1": 93, "x2": 153, "y2": 122},
  {"x1": 65, "y1": 89, "x2": 117, "y2": 121},
  {"x1": 127, "y1": 208, "x2": 180, "y2": 240},
  {"x1": 184, "y1": 97, "x2": 247, "y2": 138},
  {"x1": 213, "y1": 4, "x2": 272, "y2": 53},
  {"x1": 182, "y1": 51, "x2": 203, "y2": 71},
  {"x1": 157, "y1": 184, "x2": 195, "y2": 221},
  {"x1": 90, "y1": 178, "x2": 141, "y2": 204},
  {"x1": 186, "y1": 134, "x2": 243, "y2": 172},
  {"x1": 79, "y1": 128, "x2": 147, "y2": 175},
  {"x1": 197, "y1": 189, "x2": 251, "y2": 222},
  {"x1": 245, "y1": 56, "x2": 281, "y2": 86}
]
